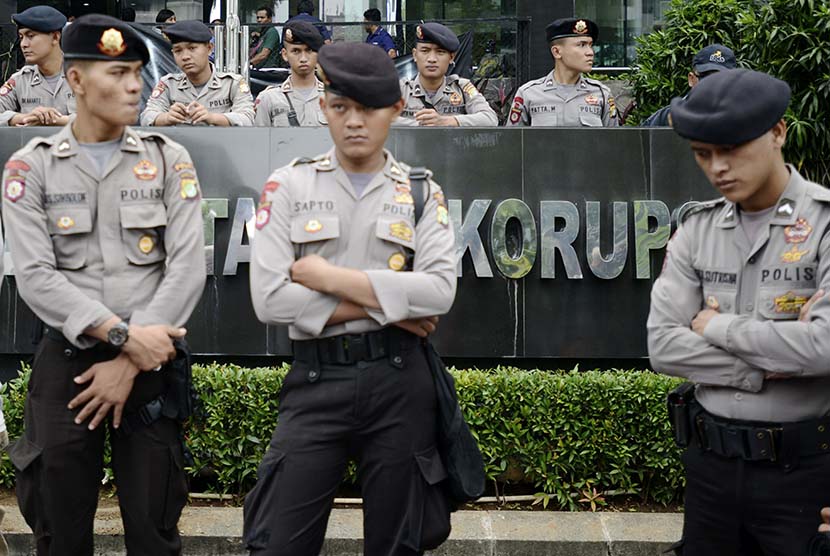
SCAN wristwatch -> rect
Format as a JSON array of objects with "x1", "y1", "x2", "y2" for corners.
[{"x1": 107, "y1": 321, "x2": 130, "y2": 348}]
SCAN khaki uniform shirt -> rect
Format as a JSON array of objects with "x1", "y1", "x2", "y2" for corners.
[
  {"x1": 1, "y1": 125, "x2": 206, "y2": 349},
  {"x1": 253, "y1": 77, "x2": 327, "y2": 127},
  {"x1": 648, "y1": 167, "x2": 830, "y2": 422},
  {"x1": 250, "y1": 149, "x2": 457, "y2": 340},
  {"x1": 506, "y1": 71, "x2": 617, "y2": 127},
  {"x1": 0, "y1": 65, "x2": 75, "y2": 126},
  {"x1": 141, "y1": 66, "x2": 255, "y2": 127},
  {"x1": 396, "y1": 75, "x2": 497, "y2": 127}
]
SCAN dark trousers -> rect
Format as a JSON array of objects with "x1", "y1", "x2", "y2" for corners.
[
  {"x1": 8, "y1": 336, "x2": 188, "y2": 556},
  {"x1": 678, "y1": 445, "x2": 830, "y2": 555},
  {"x1": 243, "y1": 336, "x2": 451, "y2": 556}
]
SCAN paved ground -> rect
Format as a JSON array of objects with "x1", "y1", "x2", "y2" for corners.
[{"x1": 0, "y1": 504, "x2": 682, "y2": 555}]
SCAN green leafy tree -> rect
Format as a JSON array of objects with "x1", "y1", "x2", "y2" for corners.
[{"x1": 631, "y1": 0, "x2": 830, "y2": 183}]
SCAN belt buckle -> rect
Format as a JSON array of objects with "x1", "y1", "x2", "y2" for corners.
[
  {"x1": 343, "y1": 335, "x2": 367, "y2": 364},
  {"x1": 764, "y1": 427, "x2": 782, "y2": 462}
]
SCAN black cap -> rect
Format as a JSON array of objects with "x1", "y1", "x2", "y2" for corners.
[
  {"x1": 283, "y1": 20, "x2": 324, "y2": 52},
  {"x1": 692, "y1": 44, "x2": 737, "y2": 74},
  {"x1": 62, "y1": 14, "x2": 149, "y2": 64},
  {"x1": 546, "y1": 18, "x2": 598, "y2": 43},
  {"x1": 671, "y1": 69, "x2": 790, "y2": 145},
  {"x1": 12, "y1": 6, "x2": 67, "y2": 33},
  {"x1": 415, "y1": 22, "x2": 460, "y2": 52},
  {"x1": 317, "y1": 42, "x2": 401, "y2": 108},
  {"x1": 164, "y1": 20, "x2": 212, "y2": 44}
]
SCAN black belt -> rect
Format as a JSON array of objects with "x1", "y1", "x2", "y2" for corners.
[
  {"x1": 293, "y1": 328, "x2": 416, "y2": 365},
  {"x1": 694, "y1": 409, "x2": 830, "y2": 462}
]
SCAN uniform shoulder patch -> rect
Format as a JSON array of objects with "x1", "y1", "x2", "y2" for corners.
[{"x1": 681, "y1": 198, "x2": 727, "y2": 223}]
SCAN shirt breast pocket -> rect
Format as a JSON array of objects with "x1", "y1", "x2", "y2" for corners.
[
  {"x1": 289, "y1": 214, "x2": 340, "y2": 259},
  {"x1": 579, "y1": 110, "x2": 603, "y2": 127},
  {"x1": 119, "y1": 203, "x2": 167, "y2": 265},
  {"x1": 46, "y1": 206, "x2": 92, "y2": 270},
  {"x1": 374, "y1": 215, "x2": 416, "y2": 271}
]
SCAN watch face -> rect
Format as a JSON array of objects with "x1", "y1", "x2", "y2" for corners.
[{"x1": 108, "y1": 324, "x2": 128, "y2": 346}]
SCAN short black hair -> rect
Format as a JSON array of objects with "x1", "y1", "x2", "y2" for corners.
[
  {"x1": 363, "y1": 8, "x2": 381, "y2": 22},
  {"x1": 257, "y1": 5, "x2": 273, "y2": 18},
  {"x1": 155, "y1": 8, "x2": 175, "y2": 23},
  {"x1": 297, "y1": 0, "x2": 314, "y2": 15},
  {"x1": 121, "y1": 7, "x2": 136, "y2": 22}
]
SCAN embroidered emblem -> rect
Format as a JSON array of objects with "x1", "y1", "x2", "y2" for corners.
[
  {"x1": 509, "y1": 96, "x2": 524, "y2": 124},
  {"x1": 436, "y1": 205, "x2": 449, "y2": 227},
  {"x1": 784, "y1": 218, "x2": 812, "y2": 244},
  {"x1": 0, "y1": 79, "x2": 15, "y2": 97},
  {"x1": 781, "y1": 245, "x2": 809, "y2": 264},
  {"x1": 179, "y1": 177, "x2": 199, "y2": 200},
  {"x1": 574, "y1": 20, "x2": 588, "y2": 34},
  {"x1": 389, "y1": 221, "x2": 413, "y2": 242},
  {"x1": 4, "y1": 176, "x2": 25, "y2": 202},
  {"x1": 151, "y1": 82, "x2": 166, "y2": 99},
  {"x1": 706, "y1": 295, "x2": 720, "y2": 310},
  {"x1": 774, "y1": 291, "x2": 808, "y2": 314},
  {"x1": 449, "y1": 92, "x2": 462, "y2": 106},
  {"x1": 133, "y1": 159, "x2": 158, "y2": 181},
  {"x1": 394, "y1": 192, "x2": 414, "y2": 205},
  {"x1": 239, "y1": 80, "x2": 250, "y2": 94},
  {"x1": 255, "y1": 203, "x2": 271, "y2": 230},
  {"x1": 4, "y1": 160, "x2": 30, "y2": 172}
]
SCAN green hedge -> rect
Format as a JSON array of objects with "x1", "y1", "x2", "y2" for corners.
[{"x1": 0, "y1": 364, "x2": 685, "y2": 509}]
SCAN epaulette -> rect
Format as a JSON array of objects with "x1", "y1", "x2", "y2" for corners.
[
  {"x1": 805, "y1": 181, "x2": 830, "y2": 203},
  {"x1": 583, "y1": 76, "x2": 611, "y2": 90},
  {"x1": 136, "y1": 129, "x2": 186, "y2": 151},
  {"x1": 290, "y1": 156, "x2": 315, "y2": 166},
  {"x1": 681, "y1": 197, "x2": 726, "y2": 223}
]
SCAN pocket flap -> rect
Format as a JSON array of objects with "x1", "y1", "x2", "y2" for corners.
[
  {"x1": 579, "y1": 111, "x2": 603, "y2": 127},
  {"x1": 414, "y1": 445, "x2": 448, "y2": 486},
  {"x1": 376, "y1": 215, "x2": 416, "y2": 250},
  {"x1": 7, "y1": 437, "x2": 42, "y2": 472},
  {"x1": 45, "y1": 206, "x2": 92, "y2": 235},
  {"x1": 120, "y1": 203, "x2": 167, "y2": 229},
  {"x1": 758, "y1": 288, "x2": 813, "y2": 320},
  {"x1": 290, "y1": 214, "x2": 340, "y2": 243}
]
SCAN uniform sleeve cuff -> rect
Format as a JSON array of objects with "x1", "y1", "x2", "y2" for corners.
[
  {"x1": 226, "y1": 113, "x2": 253, "y2": 127},
  {"x1": 703, "y1": 313, "x2": 737, "y2": 350},
  {"x1": 63, "y1": 303, "x2": 115, "y2": 349},
  {"x1": 364, "y1": 270, "x2": 409, "y2": 325},
  {"x1": 294, "y1": 292, "x2": 340, "y2": 336},
  {"x1": 129, "y1": 309, "x2": 171, "y2": 327},
  {"x1": 732, "y1": 359, "x2": 764, "y2": 393}
]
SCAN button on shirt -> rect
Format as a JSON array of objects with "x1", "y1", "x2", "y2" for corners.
[
  {"x1": 141, "y1": 65, "x2": 255, "y2": 126},
  {"x1": 648, "y1": 167, "x2": 830, "y2": 422},
  {"x1": 250, "y1": 149, "x2": 457, "y2": 340},
  {"x1": 254, "y1": 77, "x2": 327, "y2": 127},
  {"x1": 0, "y1": 65, "x2": 75, "y2": 126},
  {"x1": 505, "y1": 71, "x2": 617, "y2": 127},
  {"x1": 396, "y1": 75, "x2": 497, "y2": 127},
  {"x1": 1, "y1": 125, "x2": 206, "y2": 349}
]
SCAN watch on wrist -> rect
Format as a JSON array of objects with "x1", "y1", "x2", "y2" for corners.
[{"x1": 107, "y1": 321, "x2": 130, "y2": 348}]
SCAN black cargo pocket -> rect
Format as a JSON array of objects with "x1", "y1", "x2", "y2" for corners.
[
  {"x1": 160, "y1": 444, "x2": 188, "y2": 530},
  {"x1": 243, "y1": 449, "x2": 286, "y2": 550},
  {"x1": 402, "y1": 445, "x2": 451, "y2": 551},
  {"x1": 7, "y1": 437, "x2": 43, "y2": 529}
]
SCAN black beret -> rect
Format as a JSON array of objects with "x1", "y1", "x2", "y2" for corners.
[
  {"x1": 283, "y1": 20, "x2": 324, "y2": 52},
  {"x1": 62, "y1": 14, "x2": 149, "y2": 64},
  {"x1": 164, "y1": 20, "x2": 213, "y2": 44},
  {"x1": 317, "y1": 42, "x2": 401, "y2": 108},
  {"x1": 12, "y1": 6, "x2": 67, "y2": 33},
  {"x1": 671, "y1": 69, "x2": 790, "y2": 145},
  {"x1": 415, "y1": 22, "x2": 459, "y2": 52},
  {"x1": 546, "y1": 18, "x2": 598, "y2": 43},
  {"x1": 692, "y1": 44, "x2": 737, "y2": 74}
]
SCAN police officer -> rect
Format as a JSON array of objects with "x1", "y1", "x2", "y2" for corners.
[
  {"x1": 648, "y1": 69, "x2": 830, "y2": 555},
  {"x1": 642, "y1": 44, "x2": 737, "y2": 127},
  {"x1": 244, "y1": 42, "x2": 456, "y2": 555},
  {"x1": 2, "y1": 14, "x2": 206, "y2": 555},
  {"x1": 0, "y1": 6, "x2": 74, "y2": 127},
  {"x1": 254, "y1": 21, "x2": 326, "y2": 127},
  {"x1": 397, "y1": 22, "x2": 497, "y2": 127},
  {"x1": 141, "y1": 20, "x2": 255, "y2": 126},
  {"x1": 506, "y1": 18, "x2": 617, "y2": 127}
]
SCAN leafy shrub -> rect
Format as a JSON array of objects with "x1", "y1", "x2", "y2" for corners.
[
  {"x1": 0, "y1": 364, "x2": 685, "y2": 509},
  {"x1": 630, "y1": 0, "x2": 830, "y2": 183}
]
